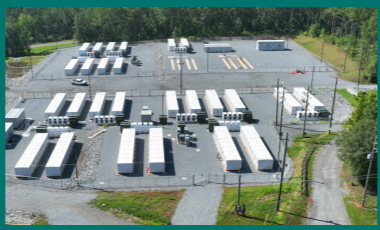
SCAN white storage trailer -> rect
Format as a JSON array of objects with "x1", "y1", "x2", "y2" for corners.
[
  {"x1": 78, "y1": 43, "x2": 91, "y2": 54},
  {"x1": 240, "y1": 126, "x2": 274, "y2": 170},
  {"x1": 14, "y1": 133, "x2": 49, "y2": 177},
  {"x1": 256, "y1": 40, "x2": 285, "y2": 51},
  {"x1": 119, "y1": 42, "x2": 128, "y2": 52},
  {"x1": 293, "y1": 87, "x2": 325, "y2": 111},
  {"x1": 273, "y1": 87, "x2": 289, "y2": 101},
  {"x1": 149, "y1": 128, "x2": 165, "y2": 173},
  {"x1": 6, "y1": 122, "x2": 14, "y2": 144},
  {"x1": 117, "y1": 128, "x2": 136, "y2": 174},
  {"x1": 111, "y1": 92, "x2": 126, "y2": 115},
  {"x1": 168, "y1": 39, "x2": 176, "y2": 51},
  {"x1": 113, "y1": 57, "x2": 124, "y2": 74},
  {"x1": 45, "y1": 132, "x2": 75, "y2": 177},
  {"x1": 44, "y1": 93, "x2": 66, "y2": 120},
  {"x1": 185, "y1": 90, "x2": 201, "y2": 113},
  {"x1": 81, "y1": 58, "x2": 94, "y2": 75},
  {"x1": 92, "y1": 42, "x2": 103, "y2": 53},
  {"x1": 180, "y1": 38, "x2": 190, "y2": 48},
  {"x1": 204, "y1": 43, "x2": 232, "y2": 53},
  {"x1": 166, "y1": 91, "x2": 179, "y2": 118},
  {"x1": 6, "y1": 108, "x2": 25, "y2": 128},
  {"x1": 89, "y1": 92, "x2": 106, "y2": 119},
  {"x1": 64, "y1": 59, "x2": 80, "y2": 75},
  {"x1": 106, "y1": 42, "x2": 116, "y2": 54},
  {"x1": 224, "y1": 89, "x2": 246, "y2": 112},
  {"x1": 283, "y1": 93, "x2": 303, "y2": 115},
  {"x1": 213, "y1": 126, "x2": 242, "y2": 171},
  {"x1": 205, "y1": 90, "x2": 223, "y2": 117},
  {"x1": 97, "y1": 58, "x2": 109, "y2": 74},
  {"x1": 66, "y1": 93, "x2": 86, "y2": 116}
]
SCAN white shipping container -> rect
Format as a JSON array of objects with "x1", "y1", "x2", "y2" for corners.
[
  {"x1": 185, "y1": 90, "x2": 201, "y2": 113},
  {"x1": 256, "y1": 40, "x2": 285, "y2": 51},
  {"x1": 117, "y1": 128, "x2": 136, "y2": 174},
  {"x1": 113, "y1": 57, "x2": 124, "y2": 74},
  {"x1": 111, "y1": 92, "x2": 126, "y2": 115},
  {"x1": 80, "y1": 58, "x2": 94, "y2": 75},
  {"x1": 6, "y1": 122, "x2": 14, "y2": 144},
  {"x1": 44, "y1": 93, "x2": 67, "y2": 120},
  {"x1": 283, "y1": 93, "x2": 303, "y2": 115},
  {"x1": 92, "y1": 42, "x2": 103, "y2": 53},
  {"x1": 205, "y1": 90, "x2": 223, "y2": 117},
  {"x1": 119, "y1": 42, "x2": 128, "y2": 52},
  {"x1": 66, "y1": 93, "x2": 87, "y2": 116},
  {"x1": 180, "y1": 38, "x2": 189, "y2": 48},
  {"x1": 6, "y1": 108, "x2": 26, "y2": 128},
  {"x1": 64, "y1": 59, "x2": 80, "y2": 75},
  {"x1": 78, "y1": 43, "x2": 91, "y2": 54},
  {"x1": 97, "y1": 58, "x2": 109, "y2": 74},
  {"x1": 168, "y1": 39, "x2": 176, "y2": 51},
  {"x1": 224, "y1": 89, "x2": 246, "y2": 112},
  {"x1": 293, "y1": 87, "x2": 325, "y2": 111},
  {"x1": 213, "y1": 126, "x2": 242, "y2": 170},
  {"x1": 89, "y1": 92, "x2": 106, "y2": 119},
  {"x1": 166, "y1": 91, "x2": 179, "y2": 118},
  {"x1": 149, "y1": 128, "x2": 165, "y2": 173},
  {"x1": 106, "y1": 42, "x2": 116, "y2": 54}
]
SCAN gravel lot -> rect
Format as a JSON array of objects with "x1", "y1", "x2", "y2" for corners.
[{"x1": 6, "y1": 209, "x2": 39, "y2": 225}]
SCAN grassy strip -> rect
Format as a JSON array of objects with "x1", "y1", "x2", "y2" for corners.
[
  {"x1": 32, "y1": 214, "x2": 50, "y2": 225},
  {"x1": 31, "y1": 39, "x2": 74, "y2": 45},
  {"x1": 216, "y1": 132, "x2": 338, "y2": 225},
  {"x1": 340, "y1": 162, "x2": 377, "y2": 225},
  {"x1": 336, "y1": 89, "x2": 358, "y2": 107},
  {"x1": 90, "y1": 190, "x2": 184, "y2": 225},
  {"x1": 30, "y1": 42, "x2": 77, "y2": 56}
]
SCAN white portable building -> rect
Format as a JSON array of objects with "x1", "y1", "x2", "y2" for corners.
[
  {"x1": 66, "y1": 93, "x2": 86, "y2": 117},
  {"x1": 92, "y1": 42, "x2": 103, "y2": 53},
  {"x1": 293, "y1": 87, "x2": 325, "y2": 111},
  {"x1": 64, "y1": 59, "x2": 80, "y2": 75},
  {"x1": 185, "y1": 90, "x2": 201, "y2": 113},
  {"x1": 166, "y1": 91, "x2": 179, "y2": 118},
  {"x1": 44, "y1": 93, "x2": 66, "y2": 120},
  {"x1": 113, "y1": 57, "x2": 124, "y2": 74},
  {"x1": 204, "y1": 43, "x2": 232, "y2": 53},
  {"x1": 81, "y1": 58, "x2": 94, "y2": 75},
  {"x1": 78, "y1": 43, "x2": 91, "y2": 54},
  {"x1": 106, "y1": 42, "x2": 116, "y2": 55},
  {"x1": 213, "y1": 126, "x2": 242, "y2": 171},
  {"x1": 205, "y1": 90, "x2": 223, "y2": 117},
  {"x1": 256, "y1": 40, "x2": 285, "y2": 51},
  {"x1": 45, "y1": 132, "x2": 75, "y2": 177},
  {"x1": 240, "y1": 126, "x2": 274, "y2": 170},
  {"x1": 6, "y1": 108, "x2": 25, "y2": 128},
  {"x1": 224, "y1": 89, "x2": 246, "y2": 112},
  {"x1": 149, "y1": 128, "x2": 165, "y2": 173},
  {"x1": 89, "y1": 92, "x2": 106, "y2": 119},
  {"x1": 14, "y1": 133, "x2": 49, "y2": 177},
  {"x1": 283, "y1": 93, "x2": 303, "y2": 115},
  {"x1": 97, "y1": 58, "x2": 109, "y2": 74},
  {"x1": 168, "y1": 39, "x2": 176, "y2": 51},
  {"x1": 111, "y1": 92, "x2": 126, "y2": 115},
  {"x1": 117, "y1": 128, "x2": 136, "y2": 174},
  {"x1": 273, "y1": 87, "x2": 288, "y2": 101},
  {"x1": 180, "y1": 38, "x2": 190, "y2": 48},
  {"x1": 6, "y1": 122, "x2": 14, "y2": 144},
  {"x1": 119, "y1": 42, "x2": 128, "y2": 52}
]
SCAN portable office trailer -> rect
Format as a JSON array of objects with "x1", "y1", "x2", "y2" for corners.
[
  {"x1": 240, "y1": 126, "x2": 274, "y2": 170},
  {"x1": 81, "y1": 58, "x2": 94, "y2": 75},
  {"x1": 106, "y1": 42, "x2": 116, "y2": 54},
  {"x1": 92, "y1": 42, "x2": 103, "y2": 53},
  {"x1": 213, "y1": 126, "x2": 242, "y2": 170},
  {"x1": 45, "y1": 132, "x2": 75, "y2": 177},
  {"x1": 44, "y1": 93, "x2": 66, "y2": 120},
  {"x1": 66, "y1": 93, "x2": 86, "y2": 117},
  {"x1": 205, "y1": 90, "x2": 223, "y2": 117},
  {"x1": 185, "y1": 90, "x2": 201, "y2": 113},
  {"x1": 149, "y1": 128, "x2": 165, "y2": 173},
  {"x1": 6, "y1": 108, "x2": 25, "y2": 128},
  {"x1": 119, "y1": 42, "x2": 128, "y2": 52},
  {"x1": 117, "y1": 128, "x2": 136, "y2": 174},
  {"x1": 78, "y1": 43, "x2": 91, "y2": 54},
  {"x1": 97, "y1": 58, "x2": 109, "y2": 74},
  {"x1": 113, "y1": 57, "x2": 124, "y2": 74},
  {"x1": 6, "y1": 122, "x2": 14, "y2": 144},
  {"x1": 283, "y1": 93, "x2": 303, "y2": 115},
  {"x1": 111, "y1": 92, "x2": 126, "y2": 115},
  {"x1": 168, "y1": 39, "x2": 176, "y2": 51},
  {"x1": 64, "y1": 59, "x2": 80, "y2": 75},
  {"x1": 89, "y1": 92, "x2": 106, "y2": 119},
  {"x1": 224, "y1": 89, "x2": 246, "y2": 112},
  {"x1": 166, "y1": 91, "x2": 179, "y2": 118},
  {"x1": 204, "y1": 43, "x2": 232, "y2": 53},
  {"x1": 180, "y1": 38, "x2": 189, "y2": 48},
  {"x1": 256, "y1": 40, "x2": 285, "y2": 51},
  {"x1": 14, "y1": 133, "x2": 49, "y2": 177}
]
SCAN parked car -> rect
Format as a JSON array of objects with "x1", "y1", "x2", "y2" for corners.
[{"x1": 71, "y1": 79, "x2": 87, "y2": 85}]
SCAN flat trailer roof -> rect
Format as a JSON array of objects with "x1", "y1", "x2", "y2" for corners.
[{"x1": 111, "y1": 92, "x2": 126, "y2": 115}]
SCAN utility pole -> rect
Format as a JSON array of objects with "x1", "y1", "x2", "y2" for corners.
[
  {"x1": 277, "y1": 133, "x2": 289, "y2": 211},
  {"x1": 180, "y1": 52, "x2": 183, "y2": 95},
  {"x1": 207, "y1": 52, "x2": 209, "y2": 73},
  {"x1": 88, "y1": 73, "x2": 92, "y2": 100},
  {"x1": 275, "y1": 79, "x2": 280, "y2": 126},
  {"x1": 320, "y1": 42, "x2": 325, "y2": 70},
  {"x1": 29, "y1": 51, "x2": 34, "y2": 78},
  {"x1": 235, "y1": 168, "x2": 245, "y2": 216},
  {"x1": 302, "y1": 86, "x2": 310, "y2": 137},
  {"x1": 343, "y1": 46, "x2": 348, "y2": 72},
  {"x1": 362, "y1": 136, "x2": 377, "y2": 207},
  {"x1": 357, "y1": 45, "x2": 363, "y2": 89},
  {"x1": 310, "y1": 67, "x2": 315, "y2": 93},
  {"x1": 277, "y1": 87, "x2": 286, "y2": 170},
  {"x1": 329, "y1": 77, "x2": 338, "y2": 135}
]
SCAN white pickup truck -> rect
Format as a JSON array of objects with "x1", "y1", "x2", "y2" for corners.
[{"x1": 71, "y1": 79, "x2": 87, "y2": 85}]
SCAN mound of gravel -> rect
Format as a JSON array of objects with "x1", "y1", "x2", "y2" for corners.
[
  {"x1": 6, "y1": 209, "x2": 39, "y2": 225},
  {"x1": 155, "y1": 45, "x2": 164, "y2": 81}
]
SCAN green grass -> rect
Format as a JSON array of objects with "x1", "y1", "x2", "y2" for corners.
[
  {"x1": 90, "y1": 190, "x2": 184, "y2": 225},
  {"x1": 336, "y1": 89, "x2": 358, "y2": 107},
  {"x1": 5, "y1": 57, "x2": 14, "y2": 63},
  {"x1": 30, "y1": 42, "x2": 77, "y2": 56},
  {"x1": 31, "y1": 39, "x2": 74, "y2": 45}
]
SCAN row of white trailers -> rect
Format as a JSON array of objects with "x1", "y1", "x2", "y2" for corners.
[
  {"x1": 79, "y1": 42, "x2": 128, "y2": 55},
  {"x1": 64, "y1": 57, "x2": 124, "y2": 75},
  {"x1": 167, "y1": 38, "x2": 190, "y2": 51}
]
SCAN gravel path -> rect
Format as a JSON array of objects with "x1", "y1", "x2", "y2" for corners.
[
  {"x1": 171, "y1": 183, "x2": 224, "y2": 225},
  {"x1": 6, "y1": 209, "x2": 39, "y2": 224},
  {"x1": 305, "y1": 140, "x2": 351, "y2": 225}
]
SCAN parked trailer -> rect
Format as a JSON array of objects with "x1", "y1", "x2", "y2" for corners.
[
  {"x1": 14, "y1": 133, "x2": 49, "y2": 177},
  {"x1": 293, "y1": 87, "x2": 325, "y2": 111},
  {"x1": 166, "y1": 91, "x2": 179, "y2": 118},
  {"x1": 273, "y1": 87, "x2": 289, "y2": 101},
  {"x1": 224, "y1": 89, "x2": 246, "y2": 112},
  {"x1": 119, "y1": 42, "x2": 128, "y2": 52},
  {"x1": 213, "y1": 126, "x2": 242, "y2": 171},
  {"x1": 256, "y1": 40, "x2": 285, "y2": 51},
  {"x1": 185, "y1": 90, "x2": 201, "y2": 113},
  {"x1": 149, "y1": 127, "x2": 165, "y2": 173},
  {"x1": 180, "y1": 38, "x2": 190, "y2": 48},
  {"x1": 113, "y1": 57, "x2": 124, "y2": 74},
  {"x1": 44, "y1": 93, "x2": 66, "y2": 120},
  {"x1": 97, "y1": 58, "x2": 109, "y2": 74},
  {"x1": 92, "y1": 42, "x2": 103, "y2": 53},
  {"x1": 78, "y1": 43, "x2": 91, "y2": 54},
  {"x1": 205, "y1": 90, "x2": 223, "y2": 117},
  {"x1": 6, "y1": 122, "x2": 14, "y2": 145},
  {"x1": 81, "y1": 58, "x2": 94, "y2": 75},
  {"x1": 111, "y1": 92, "x2": 126, "y2": 115},
  {"x1": 106, "y1": 42, "x2": 116, "y2": 55},
  {"x1": 117, "y1": 128, "x2": 136, "y2": 174},
  {"x1": 89, "y1": 92, "x2": 106, "y2": 119},
  {"x1": 66, "y1": 93, "x2": 87, "y2": 117},
  {"x1": 64, "y1": 59, "x2": 80, "y2": 75},
  {"x1": 204, "y1": 43, "x2": 232, "y2": 53},
  {"x1": 283, "y1": 93, "x2": 303, "y2": 115},
  {"x1": 168, "y1": 39, "x2": 176, "y2": 51},
  {"x1": 6, "y1": 108, "x2": 25, "y2": 128},
  {"x1": 45, "y1": 132, "x2": 75, "y2": 177},
  {"x1": 240, "y1": 126, "x2": 273, "y2": 170}
]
